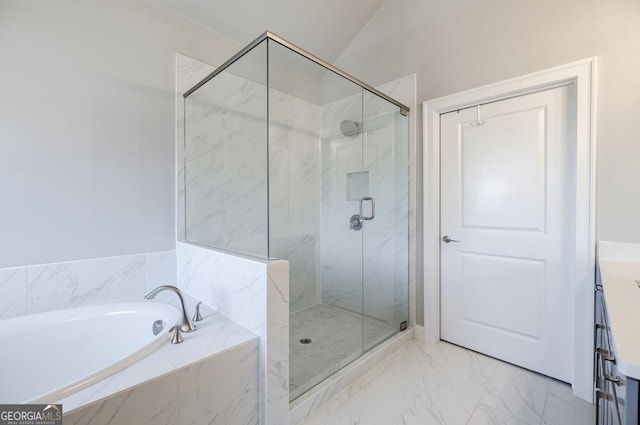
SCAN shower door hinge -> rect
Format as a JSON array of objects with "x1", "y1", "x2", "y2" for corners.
[{"x1": 400, "y1": 321, "x2": 408, "y2": 331}]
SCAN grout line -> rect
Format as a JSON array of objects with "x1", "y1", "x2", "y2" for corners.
[
  {"x1": 25, "y1": 266, "x2": 31, "y2": 316},
  {"x1": 539, "y1": 378, "x2": 552, "y2": 425},
  {"x1": 464, "y1": 399, "x2": 482, "y2": 425}
]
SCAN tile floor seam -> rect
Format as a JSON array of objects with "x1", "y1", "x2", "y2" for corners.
[
  {"x1": 539, "y1": 386, "x2": 551, "y2": 425},
  {"x1": 463, "y1": 398, "x2": 482, "y2": 425}
]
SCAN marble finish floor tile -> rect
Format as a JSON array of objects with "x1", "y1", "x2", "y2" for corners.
[
  {"x1": 299, "y1": 340, "x2": 595, "y2": 425},
  {"x1": 479, "y1": 361, "x2": 550, "y2": 425},
  {"x1": 466, "y1": 404, "x2": 531, "y2": 425},
  {"x1": 541, "y1": 380, "x2": 596, "y2": 425},
  {"x1": 290, "y1": 304, "x2": 396, "y2": 400}
]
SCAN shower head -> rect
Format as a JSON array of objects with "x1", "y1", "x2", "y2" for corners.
[{"x1": 340, "y1": 119, "x2": 360, "y2": 137}]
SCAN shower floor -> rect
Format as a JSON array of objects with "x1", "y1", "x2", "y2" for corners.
[{"x1": 289, "y1": 303, "x2": 396, "y2": 401}]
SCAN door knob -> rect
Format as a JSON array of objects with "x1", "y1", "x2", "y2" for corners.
[{"x1": 442, "y1": 235, "x2": 459, "y2": 243}]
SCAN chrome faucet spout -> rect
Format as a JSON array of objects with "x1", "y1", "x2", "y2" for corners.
[{"x1": 145, "y1": 285, "x2": 196, "y2": 333}]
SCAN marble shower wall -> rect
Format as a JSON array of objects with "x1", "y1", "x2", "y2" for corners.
[
  {"x1": 175, "y1": 54, "x2": 215, "y2": 243},
  {"x1": 177, "y1": 53, "x2": 322, "y2": 313},
  {"x1": 268, "y1": 89, "x2": 321, "y2": 312},
  {"x1": 182, "y1": 60, "x2": 269, "y2": 257},
  {"x1": 0, "y1": 250, "x2": 177, "y2": 320},
  {"x1": 176, "y1": 241, "x2": 289, "y2": 425}
]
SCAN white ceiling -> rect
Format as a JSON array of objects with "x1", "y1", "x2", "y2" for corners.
[{"x1": 152, "y1": 0, "x2": 387, "y2": 63}]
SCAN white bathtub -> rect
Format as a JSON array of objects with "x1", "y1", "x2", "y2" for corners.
[{"x1": 0, "y1": 302, "x2": 180, "y2": 403}]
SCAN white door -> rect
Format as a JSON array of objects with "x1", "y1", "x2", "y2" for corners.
[{"x1": 440, "y1": 85, "x2": 575, "y2": 382}]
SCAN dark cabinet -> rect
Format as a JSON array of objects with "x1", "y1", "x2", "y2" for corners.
[{"x1": 595, "y1": 267, "x2": 640, "y2": 425}]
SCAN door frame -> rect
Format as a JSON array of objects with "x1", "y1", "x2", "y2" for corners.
[{"x1": 422, "y1": 58, "x2": 597, "y2": 401}]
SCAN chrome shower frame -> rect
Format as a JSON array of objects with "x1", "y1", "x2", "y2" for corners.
[{"x1": 183, "y1": 31, "x2": 410, "y2": 117}]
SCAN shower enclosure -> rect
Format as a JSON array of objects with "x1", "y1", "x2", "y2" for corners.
[{"x1": 183, "y1": 32, "x2": 409, "y2": 401}]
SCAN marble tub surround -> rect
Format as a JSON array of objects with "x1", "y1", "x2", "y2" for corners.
[
  {"x1": 0, "y1": 268, "x2": 27, "y2": 319},
  {"x1": 0, "y1": 250, "x2": 176, "y2": 320},
  {"x1": 65, "y1": 340, "x2": 259, "y2": 425},
  {"x1": 145, "y1": 250, "x2": 178, "y2": 293},
  {"x1": 59, "y1": 302, "x2": 259, "y2": 422},
  {"x1": 176, "y1": 242, "x2": 289, "y2": 425}
]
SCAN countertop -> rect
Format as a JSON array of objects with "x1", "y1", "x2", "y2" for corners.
[{"x1": 597, "y1": 241, "x2": 640, "y2": 380}]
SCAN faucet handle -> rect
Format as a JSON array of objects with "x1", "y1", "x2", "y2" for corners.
[
  {"x1": 169, "y1": 326, "x2": 184, "y2": 344},
  {"x1": 193, "y1": 301, "x2": 203, "y2": 322}
]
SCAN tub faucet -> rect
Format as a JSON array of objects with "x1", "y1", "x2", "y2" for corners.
[{"x1": 144, "y1": 285, "x2": 197, "y2": 333}]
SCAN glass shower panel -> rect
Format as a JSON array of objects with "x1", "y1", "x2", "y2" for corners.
[
  {"x1": 183, "y1": 40, "x2": 269, "y2": 258},
  {"x1": 266, "y1": 40, "x2": 366, "y2": 401},
  {"x1": 362, "y1": 90, "x2": 409, "y2": 352}
]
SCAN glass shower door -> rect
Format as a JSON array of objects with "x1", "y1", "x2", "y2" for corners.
[
  {"x1": 362, "y1": 91, "x2": 409, "y2": 352},
  {"x1": 265, "y1": 40, "x2": 367, "y2": 401},
  {"x1": 316, "y1": 96, "x2": 366, "y2": 379}
]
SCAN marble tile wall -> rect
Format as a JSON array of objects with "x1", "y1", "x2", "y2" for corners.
[
  {"x1": 175, "y1": 54, "x2": 215, "y2": 243},
  {"x1": 64, "y1": 338, "x2": 260, "y2": 425},
  {"x1": 317, "y1": 88, "x2": 367, "y2": 324},
  {"x1": 176, "y1": 241, "x2": 289, "y2": 425},
  {"x1": 318, "y1": 125, "x2": 364, "y2": 315},
  {"x1": 0, "y1": 251, "x2": 177, "y2": 320},
  {"x1": 183, "y1": 70, "x2": 269, "y2": 257},
  {"x1": 268, "y1": 88, "x2": 321, "y2": 312},
  {"x1": 0, "y1": 268, "x2": 27, "y2": 319}
]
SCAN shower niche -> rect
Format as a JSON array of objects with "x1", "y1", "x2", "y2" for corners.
[{"x1": 183, "y1": 32, "x2": 409, "y2": 402}]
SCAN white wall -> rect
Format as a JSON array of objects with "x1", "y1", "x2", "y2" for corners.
[
  {"x1": 0, "y1": 0, "x2": 240, "y2": 268},
  {"x1": 335, "y1": 0, "x2": 640, "y2": 324}
]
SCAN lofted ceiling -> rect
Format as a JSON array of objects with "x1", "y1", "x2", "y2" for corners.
[{"x1": 151, "y1": 0, "x2": 387, "y2": 63}]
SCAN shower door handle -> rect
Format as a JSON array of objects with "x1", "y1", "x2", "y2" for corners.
[{"x1": 359, "y1": 197, "x2": 375, "y2": 220}]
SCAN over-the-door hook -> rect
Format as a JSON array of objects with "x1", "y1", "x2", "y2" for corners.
[{"x1": 469, "y1": 105, "x2": 485, "y2": 127}]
